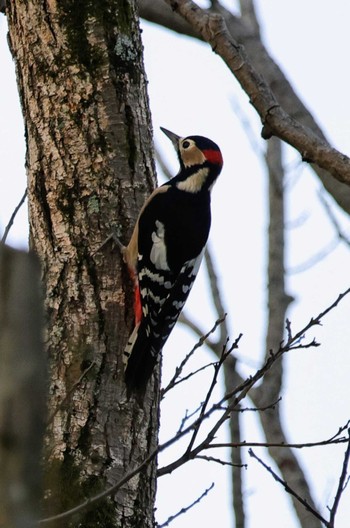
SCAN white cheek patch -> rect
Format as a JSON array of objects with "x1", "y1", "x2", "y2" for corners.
[
  {"x1": 150, "y1": 220, "x2": 169, "y2": 271},
  {"x1": 176, "y1": 168, "x2": 209, "y2": 193}
]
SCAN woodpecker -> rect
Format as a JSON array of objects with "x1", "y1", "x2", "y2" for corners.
[{"x1": 122, "y1": 127, "x2": 223, "y2": 395}]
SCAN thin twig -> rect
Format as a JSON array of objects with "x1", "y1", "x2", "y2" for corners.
[
  {"x1": 185, "y1": 337, "x2": 233, "y2": 455},
  {"x1": 168, "y1": 360, "x2": 219, "y2": 394},
  {"x1": 158, "y1": 483, "x2": 215, "y2": 528},
  {"x1": 285, "y1": 318, "x2": 292, "y2": 341},
  {"x1": 281, "y1": 287, "x2": 350, "y2": 349},
  {"x1": 196, "y1": 455, "x2": 247, "y2": 469},
  {"x1": 38, "y1": 392, "x2": 221, "y2": 526},
  {"x1": 92, "y1": 226, "x2": 125, "y2": 256},
  {"x1": 38, "y1": 289, "x2": 350, "y2": 524},
  {"x1": 178, "y1": 312, "x2": 217, "y2": 350},
  {"x1": 176, "y1": 403, "x2": 203, "y2": 435},
  {"x1": 158, "y1": 288, "x2": 350, "y2": 477},
  {"x1": 1, "y1": 188, "x2": 27, "y2": 244},
  {"x1": 161, "y1": 316, "x2": 226, "y2": 397},
  {"x1": 318, "y1": 190, "x2": 350, "y2": 247},
  {"x1": 38, "y1": 446, "x2": 159, "y2": 525},
  {"x1": 248, "y1": 449, "x2": 328, "y2": 526},
  {"x1": 232, "y1": 397, "x2": 282, "y2": 414},
  {"x1": 207, "y1": 436, "x2": 349, "y2": 450},
  {"x1": 328, "y1": 428, "x2": 350, "y2": 526}
]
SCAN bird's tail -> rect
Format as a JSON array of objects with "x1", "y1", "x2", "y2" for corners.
[{"x1": 124, "y1": 322, "x2": 158, "y2": 397}]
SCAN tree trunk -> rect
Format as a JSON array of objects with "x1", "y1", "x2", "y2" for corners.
[
  {"x1": 253, "y1": 137, "x2": 321, "y2": 528},
  {"x1": 6, "y1": 1, "x2": 159, "y2": 526}
]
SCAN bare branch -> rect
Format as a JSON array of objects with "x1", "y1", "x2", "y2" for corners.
[
  {"x1": 39, "y1": 288, "x2": 350, "y2": 525},
  {"x1": 248, "y1": 449, "x2": 328, "y2": 526},
  {"x1": 1, "y1": 189, "x2": 27, "y2": 245},
  {"x1": 196, "y1": 455, "x2": 247, "y2": 468},
  {"x1": 158, "y1": 302, "x2": 329, "y2": 479},
  {"x1": 254, "y1": 136, "x2": 291, "y2": 410},
  {"x1": 158, "y1": 483, "x2": 215, "y2": 528},
  {"x1": 303, "y1": 287, "x2": 350, "y2": 325},
  {"x1": 166, "y1": 359, "x2": 218, "y2": 395},
  {"x1": 208, "y1": 435, "x2": 349, "y2": 451},
  {"x1": 285, "y1": 318, "x2": 293, "y2": 341},
  {"x1": 161, "y1": 0, "x2": 350, "y2": 185},
  {"x1": 233, "y1": 397, "x2": 282, "y2": 414},
  {"x1": 176, "y1": 403, "x2": 204, "y2": 435},
  {"x1": 178, "y1": 312, "x2": 208, "y2": 341},
  {"x1": 328, "y1": 429, "x2": 350, "y2": 527},
  {"x1": 161, "y1": 315, "x2": 226, "y2": 397},
  {"x1": 318, "y1": 190, "x2": 350, "y2": 247},
  {"x1": 140, "y1": 0, "x2": 199, "y2": 38},
  {"x1": 140, "y1": 0, "x2": 350, "y2": 213},
  {"x1": 185, "y1": 337, "x2": 232, "y2": 455},
  {"x1": 38, "y1": 445, "x2": 160, "y2": 526}
]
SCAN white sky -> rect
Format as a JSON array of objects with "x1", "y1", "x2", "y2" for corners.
[{"x1": 1, "y1": 1, "x2": 350, "y2": 527}]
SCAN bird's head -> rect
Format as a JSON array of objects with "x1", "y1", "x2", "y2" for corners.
[
  {"x1": 160, "y1": 127, "x2": 223, "y2": 193},
  {"x1": 161, "y1": 127, "x2": 223, "y2": 170}
]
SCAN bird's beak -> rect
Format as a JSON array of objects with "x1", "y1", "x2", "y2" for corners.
[{"x1": 160, "y1": 127, "x2": 181, "y2": 150}]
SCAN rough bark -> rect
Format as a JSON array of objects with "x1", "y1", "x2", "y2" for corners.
[
  {"x1": 6, "y1": 1, "x2": 159, "y2": 527},
  {"x1": 0, "y1": 246, "x2": 45, "y2": 528},
  {"x1": 139, "y1": 0, "x2": 350, "y2": 214}
]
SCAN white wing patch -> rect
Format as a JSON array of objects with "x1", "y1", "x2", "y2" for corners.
[{"x1": 150, "y1": 220, "x2": 169, "y2": 271}]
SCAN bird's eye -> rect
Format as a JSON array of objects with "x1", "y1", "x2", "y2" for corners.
[{"x1": 182, "y1": 140, "x2": 191, "y2": 149}]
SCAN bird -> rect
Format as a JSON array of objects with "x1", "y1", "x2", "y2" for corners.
[{"x1": 122, "y1": 127, "x2": 223, "y2": 396}]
